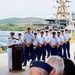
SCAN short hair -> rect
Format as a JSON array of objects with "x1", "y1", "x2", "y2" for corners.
[
  {"x1": 27, "y1": 26, "x2": 31, "y2": 30},
  {"x1": 63, "y1": 59, "x2": 75, "y2": 75},
  {"x1": 18, "y1": 33, "x2": 22, "y2": 35},
  {"x1": 52, "y1": 32, "x2": 56, "y2": 35},
  {"x1": 47, "y1": 56, "x2": 64, "y2": 75},
  {"x1": 10, "y1": 32, "x2": 15, "y2": 35}
]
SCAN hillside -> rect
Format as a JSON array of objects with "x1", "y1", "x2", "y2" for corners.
[{"x1": 0, "y1": 17, "x2": 47, "y2": 25}]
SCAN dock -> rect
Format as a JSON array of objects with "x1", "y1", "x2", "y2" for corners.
[{"x1": 0, "y1": 43, "x2": 75, "y2": 75}]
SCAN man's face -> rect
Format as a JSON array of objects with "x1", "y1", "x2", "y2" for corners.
[
  {"x1": 41, "y1": 32, "x2": 44, "y2": 36},
  {"x1": 10, "y1": 34, "x2": 14, "y2": 37},
  {"x1": 50, "y1": 31, "x2": 52, "y2": 34},
  {"x1": 53, "y1": 34, "x2": 56, "y2": 37},
  {"x1": 58, "y1": 33, "x2": 60, "y2": 36},
  {"x1": 37, "y1": 30, "x2": 40, "y2": 33},
  {"x1": 61, "y1": 31, "x2": 64, "y2": 35},
  {"x1": 27, "y1": 29, "x2": 31, "y2": 33},
  {"x1": 65, "y1": 31, "x2": 68, "y2": 34},
  {"x1": 18, "y1": 35, "x2": 21, "y2": 38},
  {"x1": 46, "y1": 32, "x2": 48, "y2": 35},
  {"x1": 34, "y1": 34, "x2": 37, "y2": 37},
  {"x1": 30, "y1": 67, "x2": 40, "y2": 75}
]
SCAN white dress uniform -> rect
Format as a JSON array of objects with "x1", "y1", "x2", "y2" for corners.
[{"x1": 7, "y1": 37, "x2": 15, "y2": 70}]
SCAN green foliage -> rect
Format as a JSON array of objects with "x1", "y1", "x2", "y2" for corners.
[
  {"x1": 0, "y1": 25, "x2": 42, "y2": 31},
  {"x1": 0, "y1": 17, "x2": 46, "y2": 25},
  {"x1": 0, "y1": 17, "x2": 46, "y2": 31}
]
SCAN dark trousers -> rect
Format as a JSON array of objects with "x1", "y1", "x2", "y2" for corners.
[
  {"x1": 37, "y1": 46, "x2": 41, "y2": 60},
  {"x1": 51, "y1": 47, "x2": 57, "y2": 55},
  {"x1": 62, "y1": 43, "x2": 67, "y2": 58},
  {"x1": 66, "y1": 42, "x2": 70, "y2": 58},
  {"x1": 45, "y1": 44, "x2": 51, "y2": 57},
  {"x1": 57, "y1": 46, "x2": 62, "y2": 57},
  {"x1": 24, "y1": 44, "x2": 34, "y2": 65},
  {"x1": 40, "y1": 45, "x2": 46, "y2": 61},
  {"x1": 34, "y1": 46, "x2": 39, "y2": 60}
]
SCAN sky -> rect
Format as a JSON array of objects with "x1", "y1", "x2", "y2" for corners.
[{"x1": 0, "y1": 0, "x2": 74, "y2": 19}]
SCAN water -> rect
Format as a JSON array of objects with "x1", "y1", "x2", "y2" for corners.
[{"x1": 0, "y1": 31, "x2": 23, "y2": 46}]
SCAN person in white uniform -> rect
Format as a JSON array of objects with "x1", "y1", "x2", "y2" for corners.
[
  {"x1": 57, "y1": 31, "x2": 63, "y2": 57},
  {"x1": 33, "y1": 31, "x2": 39, "y2": 60},
  {"x1": 17, "y1": 33, "x2": 25, "y2": 64},
  {"x1": 44, "y1": 30, "x2": 50, "y2": 57},
  {"x1": 36, "y1": 28, "x2": 41, "y2": 38},
  {"x1": 49, "y1": 32, "x2": 57, "y2": 55},
  {"x1": 7, "y1": 32, "x2": 15, "y2": 71},
  {"x1": 17, "y1": 33, "x2": 22, "y2": 44},
  {"x1": 23, "y1": 26, "x2": 34, "y2": 66},
  {"x1": 64, "y1": 29, "x2": 71, "y2": 58},
  {"x1": 49, "y1": 29, "x2": 52, "y2": 39},
  {"x1": 39, "y1": 30, "x2": 46, "y2": 61},
  {"x1": 61, "y1": 30, "x2": 67, "y2": 58}
]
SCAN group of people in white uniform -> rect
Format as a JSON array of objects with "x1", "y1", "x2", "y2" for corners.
[{"x1": 7, "y1": 26, "x2": 71, "y2": 70}]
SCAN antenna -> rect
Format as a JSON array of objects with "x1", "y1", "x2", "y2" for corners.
[{"x1": 53, "y1": 0, "x2": 71, "y2": 20}]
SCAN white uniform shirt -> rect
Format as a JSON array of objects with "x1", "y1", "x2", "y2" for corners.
[
  {"x1": 50, "y1": 37, "x2": 57, "y2": 45},
  {"x1": 57, "y1": 36, "x2": 62, "y2": 44},
  {"x1": 33, "y1": 37, "x2": 39, "y2": 45},
  {"x1": 39, "y1": 36, "x2": 45, "y2": 44},
  {"x1": 44, "y1": 35, "x2": 50, "y2": 43},
  {"x1": 64, "y1": 33, "x2": 71, "y2": 41},
  {"x1": 23, "y1": 33, "x2": 33, "y2": 44},
  {"x1": 37, "y1": 33, "x2": 41, "y2": 38},
  {"x1": 7, "y1": 37, "x2": 16, "y2": 53},
  {"x1": 60, "y1": 34, "x2": 66, "y2": 42},
  {"x1": 49, "y1": 34, "x2": 52, "y2": 39},
  {"x1": 16, "y1": 38, "x2": 22, "y2": 44},
  {"x1": 7, "y1": 37, "x2": 15, "y2": 47}
]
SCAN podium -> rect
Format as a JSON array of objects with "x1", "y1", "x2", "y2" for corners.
[{"x1": 10, "y1": 44, "x2": 25, "y2": 72}]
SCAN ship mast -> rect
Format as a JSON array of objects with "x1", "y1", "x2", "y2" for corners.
[{"x1": 54, "y1": 0, "x2": 70, "y2": 20}]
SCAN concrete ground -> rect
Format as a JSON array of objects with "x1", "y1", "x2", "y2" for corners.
[{"x1": 0, "y1": 43, "x2": 75, "y2": 75}]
